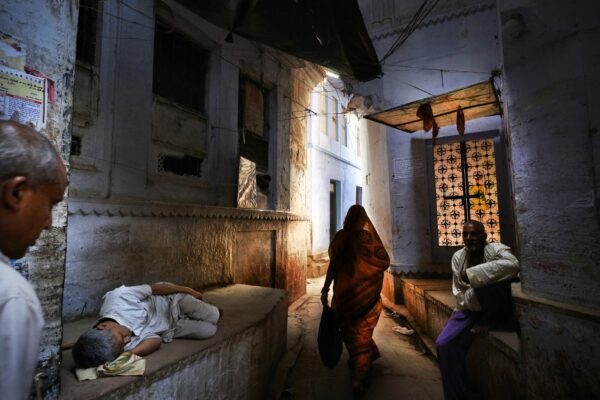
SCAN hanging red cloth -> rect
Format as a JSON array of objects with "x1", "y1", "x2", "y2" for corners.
[
  {"x1": 417, "y1": 102, "x2": 439, "y2": 142},
  {"x1": 417, "y1": 102, "x2": 434, "y2": 131},
  {"x1": 457, "y1": 105, "x2": 465, "y2": 136}
]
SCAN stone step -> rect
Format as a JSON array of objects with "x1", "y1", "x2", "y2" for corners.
[
  {"x1": 386, "y1": 273, "x2": 524, "y2": 400},
  {"x1": 59, "y1": 285, "x2": 287, "y2": 400}
]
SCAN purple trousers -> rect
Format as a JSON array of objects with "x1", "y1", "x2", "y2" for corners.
[{"x1": 436, "y1": 282, "x2": 513, "y2": 400}]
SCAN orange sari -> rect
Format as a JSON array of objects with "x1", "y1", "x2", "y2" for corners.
[{"x1": 328, "y1": 205, "x2": 390, "y2": 382}]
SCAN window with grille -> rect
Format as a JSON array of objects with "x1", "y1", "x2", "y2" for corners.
[
  {"x1": 153, "y1": 21, "x2": 208, "y2": 113},
  {"x1": 76, "y1": 0, "x2": 99, "y2": 66},
  {"x1": 318, "y1": 86, "x2": 340, "y2": 140},
  {"x1": 434, "y1": 138, "x2": 501, "y2": 246},
  {"x1": 72, "y1": 0, "x2": 101, "y2": 155}
]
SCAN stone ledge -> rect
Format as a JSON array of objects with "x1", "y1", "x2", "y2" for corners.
[
  {"x1": 398, "y1": 278, "x2": 520, "y2": 361},
  {"x1": 397, "y1": 277, "x2": 524, "y2": 398},
  {"x1": 69, "y1": 198, "x2": 310, "y2": 221},
  {"x1": 59, "y1": 285, "x2": 288, "y2": 400},
  {"x1": 512, "y1": 282, "x2": 600, "y2": 321}
]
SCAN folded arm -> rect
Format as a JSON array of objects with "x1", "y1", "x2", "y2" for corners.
[
  {"x1": 149, "y1": 283, "x2": 203, "y2": 299},
  {"x1": 466, "y1": 245, "x2": 519, "y2": 288},
  {"x1": 321, "y1": 261, "x2": 336, "y2": 307},
  {"x1": 321, "y1": 243, "x2": 340, "y2": 307},
  {"x1": 451, "y1": 252, "x2": 479, "y2": 309}
]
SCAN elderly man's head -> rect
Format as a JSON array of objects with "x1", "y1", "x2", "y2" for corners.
[
  {"x1": 462, "y1": 220, "x2": 487, "y2": 253},
  {"x1": 73, "y1": 319, "x2": 131, "y2": 368},
  {"x1": 0, "y1": 121, "x2": 67, "y2": 258}
]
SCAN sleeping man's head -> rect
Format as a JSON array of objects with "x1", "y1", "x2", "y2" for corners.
[{"x1": 72, "y1": 319, "x2": 131, "y2": 368}]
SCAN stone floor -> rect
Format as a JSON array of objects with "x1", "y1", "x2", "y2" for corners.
[{"x1": 275, "y1": 277, "x2": 444, "y2": 400}]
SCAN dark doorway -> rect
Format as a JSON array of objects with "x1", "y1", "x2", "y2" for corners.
[
  {"x1": 356, "y1": 186, "x2": 363, "y2": 205},
  {"x1": 330, "y1": 180, "x2": 341, "y2": 241}
]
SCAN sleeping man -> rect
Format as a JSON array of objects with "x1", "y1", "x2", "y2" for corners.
[{"x1": 73, "y1": 282, "x2": 221, "y2": 368}]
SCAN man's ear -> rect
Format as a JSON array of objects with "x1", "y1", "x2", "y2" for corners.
[
  {"x1": 124, "y1": 335, "x2": 131, "y2": 344},
  {"x1": 1, "y1": 176, "x2": 29, "y2": 211}
]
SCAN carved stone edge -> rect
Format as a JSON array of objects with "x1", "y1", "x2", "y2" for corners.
[{"x1": 68, "y1": 199, "x2": 310, "y2": 221}]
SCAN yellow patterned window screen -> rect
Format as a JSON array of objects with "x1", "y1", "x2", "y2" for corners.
[{"x1": 434, "y1": 138, "x2": 501, "y2": 246}]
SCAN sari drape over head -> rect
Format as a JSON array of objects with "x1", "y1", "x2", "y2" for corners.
[
  {"x1": 328, "y1": 205, "x2": 390, "y2": 383},
  {"x1": 329, "y1": 205, "x2": 390, "y2": 324}
]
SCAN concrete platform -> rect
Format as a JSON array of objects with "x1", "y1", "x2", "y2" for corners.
[
  {"x1": 59, "y1": 285, "x2": 287, "y2": 400},
  {"x1": 392, "y1": 275, "x2": 524, "y2": 400}
]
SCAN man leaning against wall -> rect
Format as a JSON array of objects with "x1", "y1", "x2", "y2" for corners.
[{"x1": 0, "y1": 121, "x2": 67, "y2": 400}]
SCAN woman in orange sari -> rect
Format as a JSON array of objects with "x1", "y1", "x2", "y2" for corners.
[{"x1": 321, "y1": 205, "x2": 390, "y2": 395}]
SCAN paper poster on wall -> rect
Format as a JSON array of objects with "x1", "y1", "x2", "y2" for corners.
[
  {"x1": 393, "y1": 156, "x2": 424, "y2": 179},
  {"x1": 0, "y1": 31, "x2": 26, "y2": 71},
  {"x1": 0, "y1": 65, "x2": 46, "y2": 129}
]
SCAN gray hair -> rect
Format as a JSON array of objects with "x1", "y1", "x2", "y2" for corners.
[
  {"x1": 0, "y1": 120, "x2": 62, "y2": 186},
  {"x1": 72, "y1": 329, "x2": 120, "y2": 368}
]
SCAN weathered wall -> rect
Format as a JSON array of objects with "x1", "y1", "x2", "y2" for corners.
[
  {"x1": 66, "y1": 0, "x2": 310, "y2": 322},
  {"x1": 514, "y1": 292, "x2": 600, "y2": 399},
  {"x1": 361, "y1": 118, "x2": 393, "y2": 260},
  {"x1": 356, "y1": 0, "x2": 503, "y2": 274},
  {"x1": 0, "y1": 1, "x2": 77, "y2": 397},
  {"x1": 282, "y1": 221, "x2": 310, "y2": 302},
  {"x1": 65, "y1": 200, "x2": 308, "y2": 320},
  {"x1": 499, "y1": 0, "x2": 600, "y2": 397},
  {"x1": 289, "y1": 67, "x2": 320, "y2": 215},
  {"x1": 500, "y1": 0, "x2": 600, "y2": 307}
]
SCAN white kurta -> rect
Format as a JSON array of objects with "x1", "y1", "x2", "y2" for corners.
[
  {"x1": 98, "y1": 284, "x2": 220, "y2": 351},
  {"x1": 0, "y1": 252, "x2": 44, "y2": 400},
  {"x1": 451, "y1": 242, "x2": 519, "y2": 311},
  {"x1": 99, "y1": 284, "x2": 177, "y2": 351}
]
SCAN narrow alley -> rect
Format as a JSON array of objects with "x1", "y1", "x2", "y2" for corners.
[
  {"x1": 278, "y1": 277, "x2": 443, "y2": 400},
  {"x1": 1, "y1": 1, "x2": 599, "y2": 399}
]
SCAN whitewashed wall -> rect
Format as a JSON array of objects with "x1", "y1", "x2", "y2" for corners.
[
  {"x1": 356, "y1": 0, "x2": 503, "y2": 274},
  {"x1": 308, "y1": 81, "x2": 365, "y2": 257}
]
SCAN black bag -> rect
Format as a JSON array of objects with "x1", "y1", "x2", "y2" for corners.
[{"x1": 317, "y1": 305, "x2": 343, "y2": 369}]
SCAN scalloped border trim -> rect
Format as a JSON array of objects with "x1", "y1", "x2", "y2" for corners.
[{"x1": 68, "y1": 199, "x2": 310, "y2": 221}]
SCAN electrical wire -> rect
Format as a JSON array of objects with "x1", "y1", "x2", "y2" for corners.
[{"x1": 380, "y1": 0, "x2": 440, "y2": 64}]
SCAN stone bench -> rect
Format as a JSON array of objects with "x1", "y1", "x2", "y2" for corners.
[
  {"x1": 383, "y1": 271, "x2": 524, "y2": 400},
  {"x1": 59, "y1": 285, "x2": 287, "y2": 400}
]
